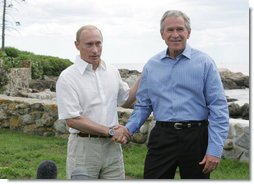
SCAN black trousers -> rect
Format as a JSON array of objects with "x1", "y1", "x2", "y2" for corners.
[{"x1": 144, "y1": 122, "x2": 210, "y2": 179}]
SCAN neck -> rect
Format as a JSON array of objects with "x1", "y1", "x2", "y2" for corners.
[
  {"x1": 92, "y1": 61, "x2": 100, "y2": 70},
  {"x1": 168, "y1": 49, "x2": 184, "y2": 59}
]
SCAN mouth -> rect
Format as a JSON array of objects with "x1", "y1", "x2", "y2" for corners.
[
  {"x1": 90, "y1": 55, "x2": 99, "y2": 59},
  {"x1": 170, "y1": 40, "x2": 182, "y2": 43}
]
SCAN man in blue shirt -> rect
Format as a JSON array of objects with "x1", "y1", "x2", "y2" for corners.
[{"x1": 114, "y1": 10, "x2": 229, "y2": 179}]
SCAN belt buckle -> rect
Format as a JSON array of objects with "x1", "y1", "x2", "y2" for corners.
[{"x1": 174, "y1": 123, "x2": 183, "y2": 130}]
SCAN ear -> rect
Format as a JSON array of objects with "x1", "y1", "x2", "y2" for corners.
[
  {"x1": 160, "y1": 31, "x2": 165, "y2": 40},
  {"x1": 187, "y1": 29, "x2": 191, "y2": 39},
  {"x1": 74, "y1": 41, "x2": 80, "y2": 50}
]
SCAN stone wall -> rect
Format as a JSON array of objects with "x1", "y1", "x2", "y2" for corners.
[
  {"x1": 0, "y1": 95, "x2": 153, "y2": 142},
  {"x1": 4, "y1": 68, "x2": 31, "y2": 96},
  {"x1": 0, "y1": 95, "x2": 249, "y2": 162}
]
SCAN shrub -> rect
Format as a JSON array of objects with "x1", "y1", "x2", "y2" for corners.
[
  {"x1": 31, "y1": 59, "x2": 44, "y2": 79},
  {"x1": 0, "y1": 48, "x2": 72, "y2": 79},
  {"x1": 4, "y1": 47, "x2": 20, "y2": 58}
]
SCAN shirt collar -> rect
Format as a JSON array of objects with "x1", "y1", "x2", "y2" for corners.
[
  {"x1": 160, "y1": 44, "x2": 191, "y2": 60},
  {"x1": 74, "y1": 55, "x2": 107, "y2": 75}
]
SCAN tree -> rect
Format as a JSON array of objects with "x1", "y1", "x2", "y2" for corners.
[{"x1": 1, "y1": 0, "x2": 25, "y2": 51}]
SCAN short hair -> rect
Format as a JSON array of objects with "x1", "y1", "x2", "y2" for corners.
[
  {"x1": 160, "y1": 10, "x2": 191, "y2": 33},
  {"x1": 36, "y1": 160, "x2": 57, "y2": 179},
  {"x1": 76, "y1": 25, "x2": 103, "y2": 42}
]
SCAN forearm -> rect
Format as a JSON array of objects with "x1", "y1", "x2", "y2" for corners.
[
  {"x1": 122, "y1": 76, "x2": 141, "y2": 108},
  {"x1": 66, "y1": 115, "x2": 109, "y2": 136}
]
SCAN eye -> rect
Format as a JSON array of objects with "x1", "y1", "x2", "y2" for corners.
[
  {"x1": 95, "y1": 42, "x2": 102, "y2": 47},
  {"x1": 85, "y1": 43, "x2": 93, "y2": 48},
  {"x1": 167, "y1": 28, "x2": 174, "y2": 32},
  {"x1": 176, "y1": 28, "x2": 184, "y2": 32}
]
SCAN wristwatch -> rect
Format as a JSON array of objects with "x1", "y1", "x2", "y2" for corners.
[{"x1": 108, "y1": 127, "x2": 115, "y2": 137}]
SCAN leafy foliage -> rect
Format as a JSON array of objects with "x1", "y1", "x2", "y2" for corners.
[
  {"x1": 4, "y1": 47, "x2": 20, "y2": 58},
  {"x1": 0, "y1": 47, "x2": 72, "y2": 79}
]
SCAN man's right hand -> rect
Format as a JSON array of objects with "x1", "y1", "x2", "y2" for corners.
[{"x1": 111, "y1": 125, "x2": 131, "y2": 144}]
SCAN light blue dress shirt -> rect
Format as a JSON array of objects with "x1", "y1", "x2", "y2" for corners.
[{"x1": 126, "y1": 44, "x2": 229, "y2": 158}]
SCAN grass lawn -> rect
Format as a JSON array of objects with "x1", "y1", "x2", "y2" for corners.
[{"x1": 0, "y1": 129, "x2": 250, "y2": 179}]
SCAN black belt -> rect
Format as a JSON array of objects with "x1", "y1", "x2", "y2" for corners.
[
  {"x1": 156, "y1": 120, "x2": 208, "y2": 130},
  {"x1": 77, "y1": 132, "x2": 108, "y2": 138}
]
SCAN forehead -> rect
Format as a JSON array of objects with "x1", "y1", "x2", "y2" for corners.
[
  {"x1": 164, "y1": 16, "x2": 185, "y2": 27},
  {"x1": 79, "y1": 29, "x2": 102, "y2": 42}
]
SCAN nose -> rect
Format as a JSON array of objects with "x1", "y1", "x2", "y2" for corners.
[
  {"x1": 172, "y1": 30, "x2": 179, "y2": 38},
  {"x1": 91, "y1": 45, "x2": 99, "y2": 54}
]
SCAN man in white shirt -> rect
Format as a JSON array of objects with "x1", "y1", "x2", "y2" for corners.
[{"x1": 56, "y1": 25, "x2": 139, "y2": 179}]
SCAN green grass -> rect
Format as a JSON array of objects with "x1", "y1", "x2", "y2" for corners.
[
  {"x1": 0, "y1": 129, "x2": 249, "y2": 179},
  {"x1": 0, "y1": 129, "x2": 67, "y2": 179}
]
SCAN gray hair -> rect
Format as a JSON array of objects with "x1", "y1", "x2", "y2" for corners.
[
  {"x1": 160, "y1": 10, "x2": 191, "y2": 33},
  {"x1": 76, "y1": 25, "x2": 103, "y2": 42}
]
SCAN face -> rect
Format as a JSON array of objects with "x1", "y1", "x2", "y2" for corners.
[
  {"x1": 75, "y1": 28, "x2": 103, "y2": 66},
  {"x1": 161, "y1": 16, "x2": 190, "y2": 57}
]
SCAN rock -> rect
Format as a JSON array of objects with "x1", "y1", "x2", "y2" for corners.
[
  {"x1": 224, "y1": 139, "x2": 234, "y2": 150},
  {"x1": 3, "y1": 68, "x2": 31, "y2": 96},
  {"x1": 0, "y1": 110, "x2": 7, "y2": 121},
  {"x1": 43, "y1": 131, "x2": 55, "y2": 137},
  {"x1": 26, "y1": 89, "x2": 56, "y2": 101},
  {"x1": 226, "y1": 96, "x2": 238, "y2": 102},
  {"x1": 223, "y1": 147, "x2": 244, "y2": 160},
  {"x1": 140, "y1": 123, "x2": 149, "y2": 134},
  {"x1": 54, "y1": 119, "x2": 68, "y2": 134},
  {"x1": 239, "y1": 150, "x2": 249, "y2": 163},
  {"x1": 235, "y1": 126, "x2": 249, "y2": 150},
  {"x1": 19, "y1": 114, "x2": 33, "y2": 125},
  {"x1": 125, "y1": 75, "x2": 139, "y2": 87},
  {"x1": 29, "y1": 79, "x2": 56, "y2": 92},
  {"x1": 228, "y1": 103, "x2": 241, "y2": 118},
  {"x1": 240, "y1": 103, "x2": 249, "y2": 120},
  {"x1": 23, "y1": 124, "x2": 37, "y2": 134},
  {"x1": 132, "y1": 133, "x2": 147, "y2": 144},
  {"x1": 219, "y1": 69, "x2": 249, "y2": 89},
  {"x1": 30, "y1": 103, "x2": 44, "y2": 111},
  {"x1": 119, "y1": 69, "x2": 140, "y2": 79},
  {"x1": 222, "y1": 119, "x2": 249, "y2": 162}
]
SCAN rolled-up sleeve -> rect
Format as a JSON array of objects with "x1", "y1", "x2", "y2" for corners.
[{"x1": 56, "y1": 76, "x2": 82, "y2": 120}]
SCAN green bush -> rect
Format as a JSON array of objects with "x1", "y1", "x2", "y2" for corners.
[
  {"x1": 31, "y1": 59, "x2": 44, "y2": 79},
  {"x1": 0, "y1": 48, "x2": 72, "y2": 79},
  {"x1": 4, "y1": 47, "x2": 20, "y2": 58},
  {"x1": 42, "y1": 57, "x2": 72, "y2": 76},
  {"x1": 0, "y1": 50, "x2": 7, "y2": 58}
]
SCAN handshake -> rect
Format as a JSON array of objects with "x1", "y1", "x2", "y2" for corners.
[{"x1": 110, "y1": 125, "x2": 131, "y2": 144}]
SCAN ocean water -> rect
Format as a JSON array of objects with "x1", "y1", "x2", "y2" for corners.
[
  {"x1": 225, "y1": 89, "x2": 249, "y2": 106},
  {"x1": 112, "y1": 62, "x2": 249, "y2": 75},
  {"x1": 226, "y1": 89, "x2": 249, "y2": 124}
]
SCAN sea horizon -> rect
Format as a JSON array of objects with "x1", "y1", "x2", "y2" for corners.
[{"x1": 112, "y1": 62, "x2": 249, "y2": 76}]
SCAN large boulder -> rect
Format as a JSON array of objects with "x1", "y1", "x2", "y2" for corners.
[{"x1": 219, "y1": 69, "x2": 249, "y2": 89}]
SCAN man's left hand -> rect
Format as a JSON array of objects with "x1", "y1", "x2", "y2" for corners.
[{"x1": 199, "y1": 154, "x2": 220, "y2": 174}]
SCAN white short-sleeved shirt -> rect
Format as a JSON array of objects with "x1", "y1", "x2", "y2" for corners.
[{"x1": 56, "y1": 55, "x2": 130, "y2": 133}]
